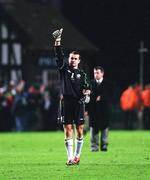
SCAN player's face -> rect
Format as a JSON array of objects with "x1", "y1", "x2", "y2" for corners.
[
  {"x1": 68, "y1": 53, "x2": 80, "y2": 68},
  {"x1": 94, "y1": 69, "x2": 104, "y2": 80}
]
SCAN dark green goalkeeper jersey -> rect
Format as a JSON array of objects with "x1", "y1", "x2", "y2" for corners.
[{"x1": 54, "y1": 46, "x2": 90, "y2": 100}]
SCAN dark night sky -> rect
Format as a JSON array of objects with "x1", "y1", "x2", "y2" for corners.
[{"x1": 62, "y1": 0, "x2": 150, "y2": 89}]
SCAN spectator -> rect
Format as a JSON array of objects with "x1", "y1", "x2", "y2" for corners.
[{"x1": 12, "y1": 80, "x2": 29, "y2": 132}]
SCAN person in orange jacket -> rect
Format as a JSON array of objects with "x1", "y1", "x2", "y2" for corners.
[
  {"x1": 120, "y1": 84, "x2": 142, "y2": 129},
  {"x1": 120, "y1": 85, "x2": 142, "y2": 111},
  {"x1": 141, "y1": 84, "x2": 150, "y2": 129},
  {"x1": 141, "y1": 85, "x2": 150, "y2": 107}
]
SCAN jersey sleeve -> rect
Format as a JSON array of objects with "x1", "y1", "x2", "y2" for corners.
[
  {"x1": 54, "y1": 46, "x2": 65, "y2": 69},
  {"x1": 81, "y1": 70, "x2": 91, "y2": 90}
]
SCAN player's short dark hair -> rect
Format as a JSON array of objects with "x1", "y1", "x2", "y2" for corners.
[
  {"x1": 94, "y1": 66, "x2": 104, "y2": 73},
  {"x1": 70, "y1": 51, "x2": 81, "y2": 60}
]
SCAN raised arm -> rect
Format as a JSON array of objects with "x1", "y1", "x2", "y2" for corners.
[{"x1": 52, "y1": 28, "x2": 64, "y2": 69}]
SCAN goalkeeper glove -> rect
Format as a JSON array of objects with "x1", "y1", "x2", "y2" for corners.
[
  {"x1": 84, "y1": 95, "x2": 90, "y2": 104},
  {"x1": 52, "y1": 28, "x2": 63, "y2": 42},
  {"x1": 79, "y1": 95, "x2": 90, "y2": 104}
]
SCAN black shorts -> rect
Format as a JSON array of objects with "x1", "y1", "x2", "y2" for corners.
[{"x1": 62, "y1": 98, "x2": 85, "y2": 125}]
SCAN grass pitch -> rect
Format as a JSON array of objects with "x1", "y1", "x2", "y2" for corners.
[{"x1": 0, "y1": 130, "x2": 150, "y2": 180}]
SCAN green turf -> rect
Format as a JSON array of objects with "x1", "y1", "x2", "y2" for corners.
[{"x1": 0, "y1": 130, "x2": 150, "y2": 180}]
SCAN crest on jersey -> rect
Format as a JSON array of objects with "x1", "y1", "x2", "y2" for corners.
[{"x1": 76, "y1": 74, "x2": 81, "y2": 79}]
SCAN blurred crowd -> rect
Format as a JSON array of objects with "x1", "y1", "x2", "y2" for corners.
[
  {"x1": 120, "y1": 83, "x2": 150, "y2": 129},
  {"x1": 1, "y1": 79, "x2": 150, "y2": 132},
  {"x1": 0, "y1": 79, "x2": 60, "y2": 132}
]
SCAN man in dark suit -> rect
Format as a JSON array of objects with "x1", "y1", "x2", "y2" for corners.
[{"x1": 88, "y1": 66, "x2": 113, "y2": 151}]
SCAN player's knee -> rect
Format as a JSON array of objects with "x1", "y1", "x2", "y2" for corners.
[
  {"x1": 76, "y1": 127, "x2": 84, "y2": 138},
  {"x1": 64, "y1": 125, "x2": 73, "y2": 138}
]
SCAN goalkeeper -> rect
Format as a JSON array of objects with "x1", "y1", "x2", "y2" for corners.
[{"x1": 52, "y1": 28, "x2": 91, "y2": 165}]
